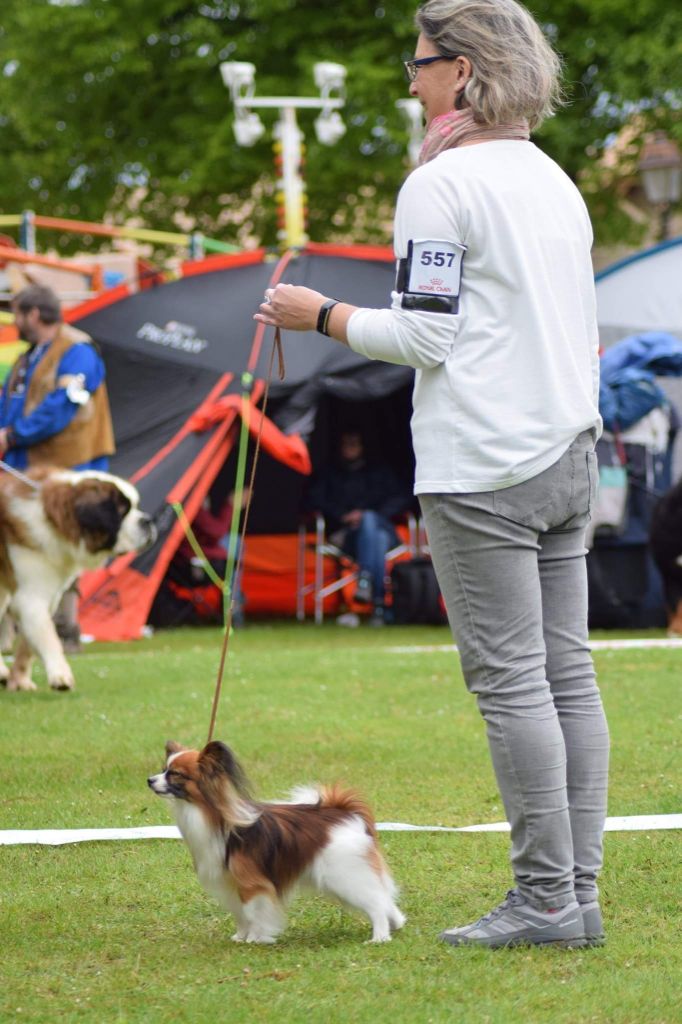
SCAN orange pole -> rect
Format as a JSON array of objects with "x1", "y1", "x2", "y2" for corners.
[
  {"x1": 33, "y1": 215, "x2": 124, "y2": 238},
  {"x1": 90, "y1": 265, "x2": 104, "y2": 293}
]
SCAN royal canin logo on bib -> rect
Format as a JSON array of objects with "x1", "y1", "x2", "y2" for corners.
[{"x1": 417, "y1": 275, "x2": 452, "y2": 294}]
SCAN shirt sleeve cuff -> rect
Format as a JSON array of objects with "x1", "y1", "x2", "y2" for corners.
[{"x1": 347, "y1": 301, "x2": 401, "y2": 361}]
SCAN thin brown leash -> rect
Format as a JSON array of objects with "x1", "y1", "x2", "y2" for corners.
[{"x1": 207, "y1": 328, "x2": 285, "y2": 743}]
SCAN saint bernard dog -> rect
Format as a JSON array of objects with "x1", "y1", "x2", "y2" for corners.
[{"x1": 0, "y1": 467, "x2": 156, "y2": 692}]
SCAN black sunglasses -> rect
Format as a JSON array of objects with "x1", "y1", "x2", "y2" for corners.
[{"x1": 403, "y1": 54, "x2": 457, "y2": 83}]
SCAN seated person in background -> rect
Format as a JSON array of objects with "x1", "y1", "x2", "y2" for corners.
[
  {"x1": 307, "y1": 430, "x2": 409, "y2": 626},
  {"x1": 148, "y1": 490, "x2": 248, "y2": 628}
]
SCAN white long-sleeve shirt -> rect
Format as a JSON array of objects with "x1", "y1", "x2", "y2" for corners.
[{"x1": 347, "y1": 140, "x2": 601, "y2": 493}]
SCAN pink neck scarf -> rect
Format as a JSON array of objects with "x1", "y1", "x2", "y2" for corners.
[{"x1": 418, "y1": 108, "x2": 530, "y2": 166}]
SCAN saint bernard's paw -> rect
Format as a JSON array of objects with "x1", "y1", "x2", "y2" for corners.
[
  {"x1": 7, "y1": 673, "x2": 38, "y2": 692},
  {"x1": 49, "y1": 669, "x2": 75, "y2": 691}
]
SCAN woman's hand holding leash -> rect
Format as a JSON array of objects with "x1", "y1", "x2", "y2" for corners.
[
  {"x1": 255, "y1": 284, "x2": 325, "y2": 332},
  {"x1": 255, "y1": 284, "x2": 354, "y2": 345}
]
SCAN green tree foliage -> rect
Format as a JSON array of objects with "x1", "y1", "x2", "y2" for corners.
[{"x1": 0, "y1": 0, "x2": 680, "y2": 248}]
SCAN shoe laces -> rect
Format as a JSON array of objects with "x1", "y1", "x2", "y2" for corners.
[{"x1": 476, "y1": 889, "x2": 525, "y2": 926}]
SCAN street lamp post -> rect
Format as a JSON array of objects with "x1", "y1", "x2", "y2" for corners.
[
  {"x1": 395, "y1": 98, "x2": 425, "y2": 168},
  {"x1": 638, "y1": 131, "x2": 682, "y2": 242},
  {"x1": 220, "y1": 61, "x2": 347, "y2": 249}
]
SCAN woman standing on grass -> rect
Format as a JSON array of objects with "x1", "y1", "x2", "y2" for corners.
[{"x1": 255, "y1": 0, "x2": 609, "y2": 949}]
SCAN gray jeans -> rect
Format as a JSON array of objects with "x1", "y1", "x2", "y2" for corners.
[{"x1": 419, "y1": 430, "x2": 609, "y2": 910}]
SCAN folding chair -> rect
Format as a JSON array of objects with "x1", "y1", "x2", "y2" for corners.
[{"x1": 296, "y1": 511, "x2": 420, "y2": 624}]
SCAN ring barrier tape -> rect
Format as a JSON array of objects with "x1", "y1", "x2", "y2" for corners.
[
  {"x1": 386, "y1": 639, "x2": 682, "y2": 654},
  {"x1": 2, "y1": 815, "x2": 680, "y2": 846}
]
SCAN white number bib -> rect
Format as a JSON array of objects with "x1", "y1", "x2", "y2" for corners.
[{"x1": 406, "y1": 238, "x2": 465, "y2": 298}]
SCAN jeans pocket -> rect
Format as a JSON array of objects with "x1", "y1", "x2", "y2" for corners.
[
  {"x1": 562, "y1": 447, "x2": 594, "y2": 527},
  {"x1": 492, "y1": 458, "x2": 563, "y2": 528}
]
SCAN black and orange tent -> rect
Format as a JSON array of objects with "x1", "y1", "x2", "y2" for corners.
[{"x1": 70, "y1": 243, "x2": 415, "y2": 639}]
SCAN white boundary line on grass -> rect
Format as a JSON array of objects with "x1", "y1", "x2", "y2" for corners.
[
  {"x1": 385, "y1": 638, "x2": 682, "y2": 654},
  {"x1": 2, "y1": 814, "x2": 680, "y2": 846}
]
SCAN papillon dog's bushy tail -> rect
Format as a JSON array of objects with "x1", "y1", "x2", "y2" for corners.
[{"x1": 318, "y1": 784, "x2": 378, "y2": 838}]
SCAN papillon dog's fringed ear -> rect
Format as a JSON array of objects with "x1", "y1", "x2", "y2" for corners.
[
  {"x1": 165, "y1": 740, "x2": 184, "y2": 758},
  {"x1": 200, "y1": 741, "x2": 251, "y2": 796}
]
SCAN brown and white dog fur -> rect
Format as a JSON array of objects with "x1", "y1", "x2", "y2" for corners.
[
  {"x1": 148, "y1": 741, "x2": 405, "y2": 944},
  {"x1": 0, "y1": 467, "x2": 155, "y2": 692}
]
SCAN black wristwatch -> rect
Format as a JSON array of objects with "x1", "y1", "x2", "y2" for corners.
[{"x1": 316, "y1": 299, "x2": 340, "y2": 337}]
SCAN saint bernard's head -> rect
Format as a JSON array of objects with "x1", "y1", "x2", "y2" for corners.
[{"x1": 42, "y1": 471, "x2": 157, "y2": 555}]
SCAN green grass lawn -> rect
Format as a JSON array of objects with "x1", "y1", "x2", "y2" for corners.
[{"x1": 1, "y1": 623, "x2": 679, "y2": 1023}]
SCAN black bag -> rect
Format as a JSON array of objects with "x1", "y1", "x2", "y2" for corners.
[{"x1": 390, "y1": 558, "x2": 448, "y2": 625}]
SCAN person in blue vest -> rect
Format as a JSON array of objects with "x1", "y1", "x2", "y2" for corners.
[
  {"x1": 0, "y1": 284, "x2": 114, "y2": 471},
  {"x1": 0, "y1": 284, "x2": 116, "y2": 650}
]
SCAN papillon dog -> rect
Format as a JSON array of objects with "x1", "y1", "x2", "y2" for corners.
[{"x1": 148, "y1": 740, "x2": 405, "y2": 944}]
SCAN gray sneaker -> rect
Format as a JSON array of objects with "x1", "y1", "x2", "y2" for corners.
[
  {"x1": 439, "y1": 889, "x2": 587, "y2": 949},
  {"x1": 579, "y1": 901, "x2": 605, "y2": 946}
]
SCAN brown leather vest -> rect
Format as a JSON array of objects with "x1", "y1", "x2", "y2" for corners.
[{"x1": 16, "y1": 325, "x2": 116, "y2": 468}]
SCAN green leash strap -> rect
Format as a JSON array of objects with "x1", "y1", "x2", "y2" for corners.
[
  {"x1": 169, "y1": 503, "x2": 226, "y2": 592},
  {"x1": 221, "y1": 371, "x2": 254, "y2": 626}
]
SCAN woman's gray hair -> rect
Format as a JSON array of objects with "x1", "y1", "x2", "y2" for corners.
[{"x1": 415, "y1": 0, "x2": 563, "y2": 129}]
